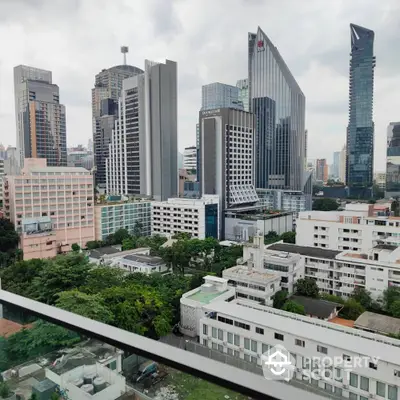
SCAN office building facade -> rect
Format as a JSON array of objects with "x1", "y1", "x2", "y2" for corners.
[
  {"x1": 316, "y1": 159, "x2": 328, "y2": 183},
  {"x1": 201, "y1": 83, "x2": 243, "y2": 111},
  {"x1": 346, "y1": 24, "x2": 376, "y2": 197},
  {"x1": 332, "y1": 151, "x2": 340, "y2": 178},
  {"x1": 151, "y1": 195, "x2": 219, "y2": 239},
  {"x1": 236, "y1": 79, "x2": 249, "y2": 112},
  {"x1": 106, "y1": 60, "x2": 178, "y2": 202},
  {"x1": 183, "y1": 146, "x2": 197, "y2": 171},
  {"x1": 14, "y1": 65, "x2": 67, "y2": 167},
  {"x1": 248, "y1": 27, "x2": 306, "y2": 193},
  {"x1": 92, "y1": 64, "x2": 143, "y2": 189},
  {"x1": 386, "y1": 122, "x2": 400, "y2": 198}
]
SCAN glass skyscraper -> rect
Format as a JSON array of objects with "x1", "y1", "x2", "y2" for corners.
[
  {"x1": 248, "y1": 27, "x2": 307, "y2": 192},
  {"x1": 386, "y1": 122, "x2": 400, "y2": 198},
  {"x1": 346, "y1": 24, "x2": 375, "y2": 197},
  {"x1": 201, "y1": 82, "x2": 243, "y2": 111},
  {"x1": 236, "y1": 79, "x2": 249, "y2": 111}
]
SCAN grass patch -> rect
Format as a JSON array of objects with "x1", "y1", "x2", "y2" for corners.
[{"x1": 164, "y1": 370, "x2": 250, "y2": 400}]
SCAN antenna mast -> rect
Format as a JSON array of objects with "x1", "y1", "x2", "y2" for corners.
[{"x1": 121, "y1": 46, "x2": 129, "y2": 65}]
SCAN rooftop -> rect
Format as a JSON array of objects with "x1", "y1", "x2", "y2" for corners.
[
  {"x1": 122, "y1": 254, "x2": 164, "y2": 265},
  {"x1": 374, "y1": 244, "x2": 398, "y2": 251},
  {"x1": 27, "y1": 166, "x2": 90, "y2": 174},
  {"x1": 354, "y1": 311, "x2": 400, "y2": 336},
  {"x1": 202, "y1": 300, "x2": 400, "y2": 365},
  {"x1": 291, "y1": 296, "x2": 342, "y2": 319},
  {"x1": 88, "y1": 246, "x2": 120, "y2": 259},
  {"x1": 223, "y1": 266, "x2": 277, "y2": 284},
  {"x1": 330, "y1": 317, "x2": 355, "y2": 328},
  {"x1": 186, "y1": 289, "x2": 228, "y2": 305},
  {"x1": 0, "y1": 318, "x2": 32, "y2": 337},
  {"x1": 267, "y1": 243, "x2": 341, "y2": 260}
]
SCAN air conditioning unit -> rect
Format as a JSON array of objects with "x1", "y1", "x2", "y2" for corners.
[
  {"x1": 223, "y1": 341, "x2": 227, "y2": 346},
  {"x1": 343, "y1": 384, "x2": 349, "y2": 389},
  {"x1": 296, "y1": 367, "x2": 302, "y2": 373}
]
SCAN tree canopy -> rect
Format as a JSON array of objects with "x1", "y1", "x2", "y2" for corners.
[
  {"x1": 282, "y1": 300, "x2": 305, "y2": 315},
  {"x1": 295, "y1": 278, "x2": 319, "y2": 298},
  {"x1": 312, "y1": 198, "x2": 339, "y2": 211}
]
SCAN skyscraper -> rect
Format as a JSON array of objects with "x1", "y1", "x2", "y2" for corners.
[
  {"x1": 106, "y1": 60, "x2": 178, "y2": 202},
  {"x1": 333, "y1": 151, "x2": 341, "y2": 178},
  {"x1": 14, "y1": 65, "x2": 67, "y2": 167},
  {"x1": 248, "y1": 27, "x2": 307, "y2": 193},
  {"x1": 201, "y1": 83, "x2": 243, "y2": 111},
  {"x1": 316, "y1": 159, "x2": 328, "y2": 183},
  {"x1": 92, "y1": 61, "x2": 143, "y2": 190},
  {"x1": 346, "y1": 24, "x2": 375, "y2": 197},
  {"x1": 386, "y1": 122, "x2": 400, "y2": 198},
  {"x1": 236, "y1": 79, "x2": 249, "y2": 112}
]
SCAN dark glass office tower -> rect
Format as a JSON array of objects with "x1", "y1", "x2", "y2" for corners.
[
  {"x1": 346, "y1": 24, "x2": 375, "y2": 198},
  {"x1": 248, "y1": 27, "x2": 306, "y2": 192}
]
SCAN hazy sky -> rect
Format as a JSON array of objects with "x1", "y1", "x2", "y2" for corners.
[{"x1": 0, "y1": 0, "x2": 399, "y2": 171}]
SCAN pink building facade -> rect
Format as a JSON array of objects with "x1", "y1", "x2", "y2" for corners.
[{"x1": 4, "y1": 158, "x2": 95, "y2": 259}]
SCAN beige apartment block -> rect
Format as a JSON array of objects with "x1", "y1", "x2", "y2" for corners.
[{"x1": 3, "y1": 158, "x2": 94, "y2": 259}]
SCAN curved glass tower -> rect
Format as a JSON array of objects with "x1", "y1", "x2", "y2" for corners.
[
  {"x1": 346, "y1": 24, "x2": 375, "y2": 197},
  {"x1": 248, "y1": 27, "x2": 306, "y2": 192}
]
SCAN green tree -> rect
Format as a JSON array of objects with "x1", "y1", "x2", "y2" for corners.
[
  {"x1": 82, "y1": 267, "x2": 125, "y2": 294},
  {"x1": 113, "y1": 228, "x2": 131, "y2": 245},
  {"x1": 389, "y1": 300, "x2": 400, "y2": 318},
  {"x1": 29, "y1": 393, "x2": 39, "y2": 400},
  {"x1": 31, "y1": 253, "x2": 92, "y2": 304},
  {"x1": 0, "y1": 382, "x2": 11, "y2": 399},
  {"x1": 273, "y1": 290, "x2": 288, "y2": 309},
  {"x1": 319, "y1": 293, "x2": 345, "y2": 304},
  {"x1": 383, "y1": 287, "x2": 400, "y2": 313},
  {"x1": 50, "y1": 393, "x2": 59, "y2": 400},
  {"x1": 280, "y1": 231, "x2": 296, "y2": 244},
  {"x1": 295, "y1": 278, "x2": 319, "y2": 298},
  {"x1": 172, "y1": 232, "x2": 192, "y2": 240},
  {"x1": 351, "y1": 287, "x2": 372, "y2": 309},
  {"x1": 0, "y1": 218, "x2": 19, "y2": 253},
  {"x1": 71, "y1": 243, "x2": 80, "y2": 252},
  {"x1": 391, "y1": 199, "x2": 400, "y2": 217},
  {"x1": 264, "y1": 231, "x2": 280, "y2": 245},
  {"x1": 122, "y1": 237, "x2": 136, "y2": 251},
  {"x1": 86, "y1": 240, "x2": 104, "y2": 250},
  {"x1": 282, "y1": 300, "x2": 306, "y2": 315},
  {"x1": 312, "y1": 198, "x2": 339, "y2": 211},
  {"x1": 341, "y1": 298, "x2": 365, "y2": 320},
  {"x1": 132, "y1": 221, "x2": 143, "y2": 237},
  {"x1": 56, "y1": 290, "x2": 114, "y2": 323}
]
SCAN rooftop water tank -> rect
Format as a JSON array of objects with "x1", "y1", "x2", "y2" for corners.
[
  {"x1": 81, "y1": 384, "x2": 94, "y2": 395},
  {"x1": 72, "y1": 378, "x2": 84, "y2": 388},
  {"x1": 83, "y1": 372, "x2": 97, "y2": 384},
  {"x1": 93, "y1": 377, "x2": 107, "y2": 392}
]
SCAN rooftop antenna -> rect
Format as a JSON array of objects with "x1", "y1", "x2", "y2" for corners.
[{"x1": 121, "y1": 46, "x2": 129, "y2": 65}]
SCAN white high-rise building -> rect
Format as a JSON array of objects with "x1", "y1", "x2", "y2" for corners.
[
  {"x1": 106, "y1": 60, "x2": 178, "y2": 201},
  {"x1": 183, "y1": 146, "x2": 197, "y2": 171}
]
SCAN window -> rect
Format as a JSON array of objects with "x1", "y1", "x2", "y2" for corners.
[
  {"x1": 244, "y1": 338, "x2": 250, "y2": 350},
  {"x1": 203, "y1": 339, "x2": 208, "y2": 347},
  {"x1": 349, "y1": 372, "x2": 358, "y2": 388},
  {"x1": 360, "y1": 376, "x2": 369, "y2": 391},
  {"x1": 256, "y1": 327, "x2": 264, "y2": 334},
  {"x1": 349, "y1": 393, "x2": 357, "y2": 400},
  {"x1": 389, "y1": 385, "x2": 398, "y2": 400},
  {"x1": 203, "y1": 325, "x2": 208, "y2": 335},
  {"x1": 317, "y1": 345, "x2": 328, "y2": 355},
  {"x1": 369, "y1": 361, "x2": 377, "y2": 370},
  {"x1": 360, "y1": 397, "x2": 368, "y2": 400},
  {"x1": 343, "y1": 354, "x2": 351, "y2": 361},
  {"x1": 334, "y1": 368, "x2": 342, "y2": 382},
  {"x1": 244, "y1": 354, "x2": 250, "y2": 362},
  {"x1": 227, "y1": 332, "x2": 233, "y2": 344},
  {"x1": 295, "y1": 339, "x2": 305, "y2": 347},
  {"x1": 324, "y1": 383, "x2": 332, "y2": 392},
  {"x1": 334, "y1": 387, "x2": 342, "y2": 396},
  {"x1": 227, "y1": 348, "x2": 233, "y2": 356},
  {"x1": 212, "y1": 327, "x2": 217, "y2": 338},
  {"x1": 234, "y1": 334, "x2": 240, "y2": 346},
  {"x1": 234, "y1": 321, "x2": 250, "y2": 330},
  {"x1": 376, "y1": 381, "x2": 386, "y2": 397},
  {"x1": 218, "y1": 344, "x2": 223, "y2": 352},
  {"x1": 274, "y1": 333, "x2": 284, "y2": 341},
  {"x1": 394, "y1": 369, "x2": 400, "y2": 377},
  {"x1": 218, "y1": 329, "x2": 223, "y2": 341},
  {"x1": 212, "y1": 342, "x2": 217, "y2": 350},
  {"x1": 251, "y1": 340, "x2": 257, "y2": 352},
  {"x1": 262, "y1": 344, "x2": 269, "y2": 354}
]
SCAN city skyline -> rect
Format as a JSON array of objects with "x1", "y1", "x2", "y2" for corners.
[{"x1": 0, "y1": 0, "x2": 399, "y2": 170}]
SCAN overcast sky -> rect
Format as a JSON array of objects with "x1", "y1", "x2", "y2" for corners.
[{"x1": 0, "y1": 0, "x2": 399, "y2": 171}]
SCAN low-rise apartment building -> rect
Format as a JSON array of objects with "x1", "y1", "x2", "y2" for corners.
[
  {"x1": 151, "y1": 195, "x2": 219, "y2": 239},
  {"x1": 267, "y1": 242, "x2": 400, "y2": 300},
  {"x1": 4, "y1": 158, "x2": 94, "y2": 257},
  {"x1": 198, "y1": 298, "x2": 400, "y2": 400},
  {"x1": 296, "y1": 203, "x2": 400, "y2": 252},
  {"x1": 94, "y1": 199, "x2": 151, "y2": 241},
  {"x1": 256, "y1": 188, "x2": 311, "y2": 213}
]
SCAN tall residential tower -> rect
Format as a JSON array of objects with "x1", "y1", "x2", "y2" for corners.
[
  {"x1": 92, "y1": 56, "x2": 143, "y2": 190},
  {"x1": 14, "y1": 65, "x2": 67, "y2": 167},
  {"x1": 386, "y1": 122, "x2": 400, "y2": 198},
  {"x1": 346, "y1": 24, "x2": 375, "y2": 197},
  {"x1": 106, "y1": 60, "x2": 178, "y2": 202},
  {"x1": 248, "y1": 27, "x2": 308, "y2": 193}
]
